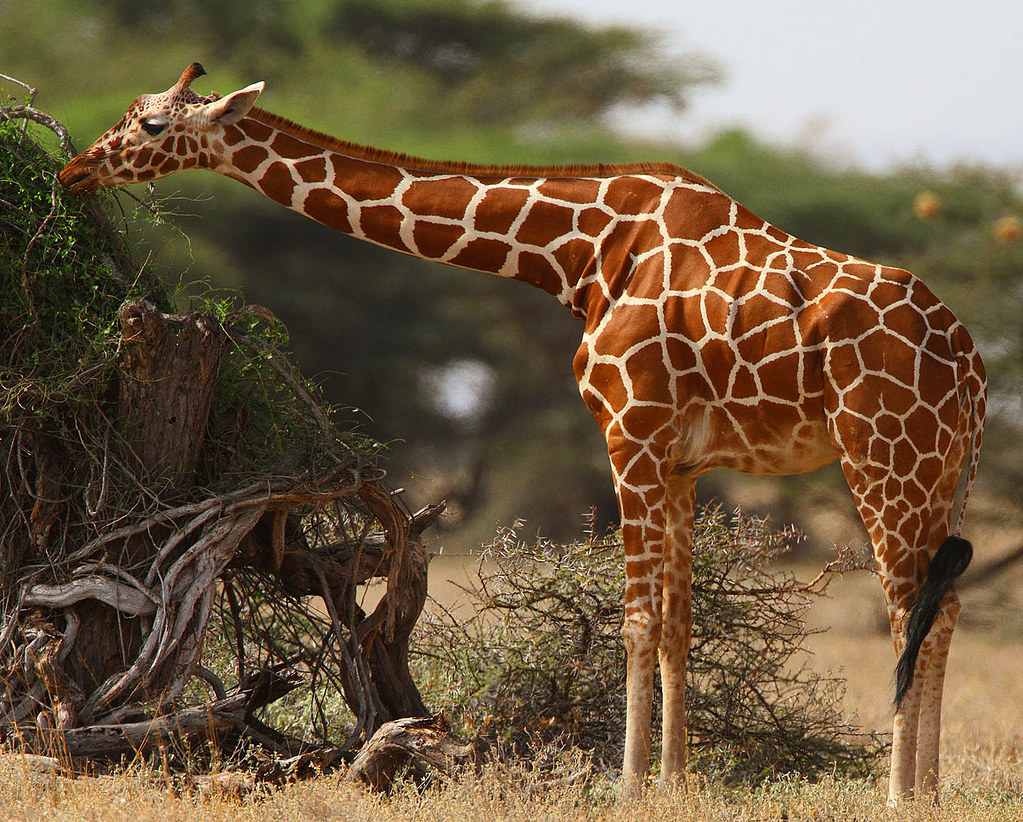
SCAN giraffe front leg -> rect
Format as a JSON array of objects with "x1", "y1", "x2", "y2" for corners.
[
  {"x1": 659, "y1": 474, "x2": 696, "y2": 786},
  {"x1": 617, "y1": 486, "x2": 668, "y2": 798}
]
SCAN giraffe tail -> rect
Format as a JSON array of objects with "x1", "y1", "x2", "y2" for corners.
[
  {"x1": 952, "y1": 330, "x2": 986, "y2": 536},
  {"x1": 894, "y1": 536, "x2": 973, "y2": 710}
]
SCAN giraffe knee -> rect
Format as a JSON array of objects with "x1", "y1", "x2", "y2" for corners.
[{"x1": 622, "y1": 610, "x2": 661, "y2": 659}]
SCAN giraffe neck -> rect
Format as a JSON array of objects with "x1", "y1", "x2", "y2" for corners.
[{"x1": 204, "y1": 108, "x2": 702, "y2": 318}]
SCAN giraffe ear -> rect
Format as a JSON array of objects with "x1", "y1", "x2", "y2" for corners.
[{"x1": 204, "y1": 82, "x2": 265, "y2": 125}]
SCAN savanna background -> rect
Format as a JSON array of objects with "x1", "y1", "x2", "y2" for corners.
[{"x1": 1, "y1": 0, "x2": 1021, "y2": 818}]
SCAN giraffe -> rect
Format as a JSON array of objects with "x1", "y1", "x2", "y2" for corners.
[{"x1": 60, "y1": 64, "x2": 985, "y2": 802}]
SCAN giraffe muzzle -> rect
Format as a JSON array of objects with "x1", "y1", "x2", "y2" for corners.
[{"x1": 58, "y1": 154, "x2": 102, "y2": 196}]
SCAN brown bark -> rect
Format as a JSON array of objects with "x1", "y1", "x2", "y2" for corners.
[
  {"x1": 116, "y1": 301, "x2": 226, "y2": 495},
  {"x1": 63, "y1": 303, "x2": 226, "y2": 717}
]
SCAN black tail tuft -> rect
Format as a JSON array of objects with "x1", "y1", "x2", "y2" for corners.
[{"x1": 894, "y1": 536, "x2": 973, "y2": 711}]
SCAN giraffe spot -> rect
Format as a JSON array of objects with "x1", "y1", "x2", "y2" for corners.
[
  {"x1": 537, "y1": 178, "x2": 602, "y2": 204},
  {"x1": 158, "y1": 157, "x2": 181, "y2": 175},
  {"x1": 403, "y1": 176, "x2": 479, "y2": 221},
  {"x1": 271, "y1": 131, "x2": 316, "y2": 160},
  {"x1": 905, "y1": 405, "x2": 940, "y2": 446},
  {"x1": 185, "y1": 137, "x2": 199, "y2": 154},
  {"x1": 259, "y1": 161, "x2": 297, "y2": 206},
  {"x1": 827, "y1": 341, "x2": 861, "y2": 392},
  {"x1": 332, "y1": 155, "x2": 404, "y2": 201},
  {"x1": 668, "y1": 247, "x2": 712, "y2": 291},
  {"x1": 159, "y1": 136, "x2": 176, "y2": 155},
  {"x1": 733, "y1": 205, "x2": 766, "y2": 231},
  {"x1": 294, "y1": 156, "x2": 328, "y2": 183},
  {"x1": 701, "y1": 289, "x2": 730, "y2": 336},
  {"x1": 515, "y1": 250, "x2": 565, "y2": 296},
  {"x1": 620, "y1": 403, "x2": 673, "y2": 442},
  {"x1": 755, "y1": 352, "x2": 801, "y2": 403},
  {"x1": 449, "y1": 237, "x2": 512, "y2": 271},
  {"x1": 577, "y1": 207, "x2": 613, "y2": 237},
  {"x1": 132, "y1": 147, "x2": 154, "y2": 169},
  {"x1": 910, "y1": 280, "x2": 942, "y2": 311},
  {"x1": 238, "y1": 118, "x2": 274, "y2": 143},
  {"x1": 175, "y1": 136, "x2": 188, "y2": 155},
  {"x1": 892, "y1": 436, "x2": 921, "y2": 472},
  {"x1": 587, "y1": 361, "x2": 627, "y2": 413},
  {"x1": 727, "y1": 363, "x2": 763, "y2": 402},
  {"x1": 604, "y1": 176, "x2": 665, "y2": 215},
  {"x1": 475, "y1": 187, "x2": 531, "y2": 235},
  {"x1": 879, "y1": 380, "x2": 917, "y2": 416},
  {"x1": 515, "y1": 202, "x2": 576, "y2": 247},
  {"x1": 594, "y1": 304, "x2": 660, "y2": 355},
  {"x1": 700, "y1": 339, "x2": 736, "y2": 398},
  {"x1": 704, "y1": 231, "x2": 741, "y2": 269},
  {"x1": 883, "y1": 475, "x2": 905, "y2": 502},
  {"x1": 623, "y1": 340, "x2": 671, "y2": 398},
  {"x1": 412, "y1": 220, "x2": 463, "y2": 259},
  {"x1": 551, "y1": 237, "x2": 595, "y2": 279},
  {"x1": 664, "y1": 336, "x2": 699, "y2": 374},
  {"x1": 833, "y1": 294, "x2": 881, "y2": 336},
  {"x1": 222, "y1": 124, "x2": 245, "y2": 147},
  {"x1": 866, "y1": 329, "x2": 918, "y2": 387},
  {"x1": 666, "y1": 301, "x2": 708, "y2": 346},
  {"x1": 875, "y1": 412, "x2": 903, "y2": 440},
  {"x1": 624, "y1": 557, "x2": 659, "y2": 582},
  {"x1": 765, "y1": 224, "x2": 789, "y2": 243},
  {"x1": 842, "y1": 384, "x2": 883, "y2": 419},
  {"x1": 304, "y1": 187, "x2": 353, "y2": 232},
  {"x1": 233, "y1": 144, "x2": 270, "y2": 175},
  {"x1": 916, "y1": 455, "x2": 944, "y2": 490},
  {"x1": 359, "y1": 205, "x2": 406, "y2": 251},
  {"x1": 870, "y1": 280, "x2": 910, "y2": 310},
  {"x1": 882, "y1": 302, "x2": 928, "y2": 344}
]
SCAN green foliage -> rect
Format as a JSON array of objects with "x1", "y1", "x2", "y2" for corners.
[
  {"x1": 414, "y1": 507, "x2": 883, "y2": 783},
  {"x1": 0, "y1": 114, "x2": 166, "y2": 411}
]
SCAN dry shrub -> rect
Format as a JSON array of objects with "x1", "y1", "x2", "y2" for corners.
[{"x1": 415, "y1": 506, "x2": 883, "y2": 783}]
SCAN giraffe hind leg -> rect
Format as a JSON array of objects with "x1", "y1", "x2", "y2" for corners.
[{"x1": 894, "y1": 535, "x2": 972, "y2": 709}]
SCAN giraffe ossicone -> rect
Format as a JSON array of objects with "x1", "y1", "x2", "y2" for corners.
[{"x1": 59, "y1": 65, "x2": 986, "y2": 803}]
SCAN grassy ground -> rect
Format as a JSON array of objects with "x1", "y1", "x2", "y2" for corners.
[{"x1": 2, "y1": 553, "x2": 1020, "y2": 821}]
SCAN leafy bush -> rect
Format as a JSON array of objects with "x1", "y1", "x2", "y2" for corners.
[{"x1": 414, "y1": 506, "x2": 882, "y2": 783}]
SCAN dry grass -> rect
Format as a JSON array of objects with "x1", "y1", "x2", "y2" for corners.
[{"x1": 2, "y1": 557, "x2": 1020, "y2": 821}]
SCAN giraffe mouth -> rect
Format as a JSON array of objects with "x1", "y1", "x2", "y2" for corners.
[{"x1": 58, "y1": 155, "x2": 102, "y2": 196}]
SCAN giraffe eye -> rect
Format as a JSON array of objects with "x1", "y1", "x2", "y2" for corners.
[{"x1": 141, "y1": 118, "x2": 168, "y2": 137}]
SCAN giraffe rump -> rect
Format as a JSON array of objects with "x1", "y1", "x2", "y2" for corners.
[{"x1": 894, "y1": 535, "x2": 973, "y2": 711}]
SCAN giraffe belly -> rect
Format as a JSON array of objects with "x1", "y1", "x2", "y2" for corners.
[{"x1": 672, "y1": 401, "x2": 838, "y2": 478}]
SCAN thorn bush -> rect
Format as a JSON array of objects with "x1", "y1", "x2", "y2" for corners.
[{"x1": 414, "y1": 506, "x2": 883, "y2": 784}]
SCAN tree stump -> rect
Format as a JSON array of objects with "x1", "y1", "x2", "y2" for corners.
[{"x1": 347, "y1": 715, "x2": 487, "y2": 792}]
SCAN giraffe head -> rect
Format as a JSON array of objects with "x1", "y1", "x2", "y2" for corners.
[{"x1": 59, "y1": 63, "x2": 264, "y2": 195}]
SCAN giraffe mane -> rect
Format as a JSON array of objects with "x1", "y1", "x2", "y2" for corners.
[{"x1": 246, "y1": 107, "x2": 718, "y2": 189}]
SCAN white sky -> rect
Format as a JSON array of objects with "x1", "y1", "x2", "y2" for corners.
[{"x1": 521, "y1": 0, "x2": 1023, "y2": 171}]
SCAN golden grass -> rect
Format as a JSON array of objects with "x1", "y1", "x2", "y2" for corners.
[{"x1": 2, "y1": 559, "x2": 1020, "y2": 821}]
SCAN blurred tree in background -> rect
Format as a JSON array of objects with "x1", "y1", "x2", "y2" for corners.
[{"x1": 3, "y1": 0, "x2": 1020, "y2": 552}]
